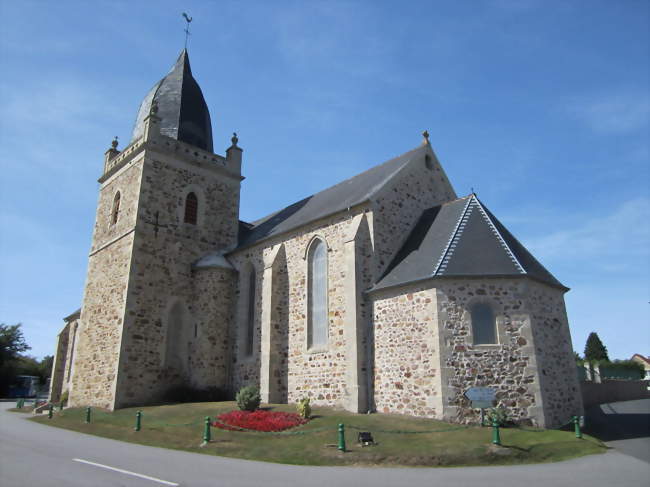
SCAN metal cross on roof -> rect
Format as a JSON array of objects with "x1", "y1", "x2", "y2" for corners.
[{"x1": 182, "y1": 12, "x2": 193, "y2": 49}]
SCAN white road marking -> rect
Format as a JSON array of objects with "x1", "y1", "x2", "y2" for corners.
[{"x1": 73, "y1": 458, "x2": 179, "y2": 486}]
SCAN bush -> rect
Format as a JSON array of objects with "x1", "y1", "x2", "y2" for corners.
[
  {"x1": 60, "y1": 390, "x2": 69, "y2": 405},
  {"x1": 486, "y1": 407, "x2": 508, "y2": 426},
  {"x1": 236, "y1": 385, "x2": 261, "y2": 411},
  {"x1": 163, "y1": 385, "x2": 227, "y2": 404},
  {"x1": 599, "y1": 360, "x2": 645, "y2": 380},
  {"x1": 296, "y1": 397, "x2": 311, "y2": 419}
]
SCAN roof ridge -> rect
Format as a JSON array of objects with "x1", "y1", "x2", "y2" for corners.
[
  {"x1": 433, "y1": 195, "x2": 474, "y2": 275},
  {"x1": 473, "y1": 197, "x2": 526, "y2": 274},
  {"x1": 248, "y1": 144, "x2": 426, "y2": 227}
]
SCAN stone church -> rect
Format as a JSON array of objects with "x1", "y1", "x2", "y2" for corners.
[{"x1": 49, "y1": 49, "x2": 582, "y2": 428}]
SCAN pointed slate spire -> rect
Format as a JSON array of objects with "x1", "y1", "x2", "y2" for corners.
[{"x1": 131, "y1": 49, "x2": 213, "y2": 152}]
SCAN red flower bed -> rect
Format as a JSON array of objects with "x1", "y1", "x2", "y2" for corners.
[{"x1": 213, "y1": 410, "x2": 308, "y2": 432}]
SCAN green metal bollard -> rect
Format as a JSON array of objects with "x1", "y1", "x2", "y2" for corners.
[
  {"x1": 48, "y1": 404, "x2": 53, "y2": 419},
  {"x1": 16, "y1": 398, "x2": 21, "y2": 408},
  {"x1": 135, "y1": 411, "x2": 142, "y2": 432},
  {"x1": 59, "y1": 401, "x2": 64, "y2": 411},
  {"x1": 337, "y1": 423, "x2": 346, "y2": 452},
  {"x1": 491, "y1": 420, "x2": 501, "y2": 446},
  {"x1": 573, "y1": 415, "x2": 582, "y2": 439},
  {"x1": 18, "y1": 398, "x2": 24, "y2": 409},
  {"x1": 85, "y1": 407, "x2": 91, "y2": 424},
  {"x1": 203, "y1": 416, "x2": 211, "y2": 443}
]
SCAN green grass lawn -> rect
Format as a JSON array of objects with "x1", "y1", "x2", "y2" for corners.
[{"x1": 27, "y1": 402, "x2": 605, "y2": 467}]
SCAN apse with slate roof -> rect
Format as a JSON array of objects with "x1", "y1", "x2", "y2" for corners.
[{"x1": 49, "y1": 49, "x2": 582, "y2": 429}]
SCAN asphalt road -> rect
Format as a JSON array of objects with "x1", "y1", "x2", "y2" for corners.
[
  {"x1": 1, "y1": 401, "x2": 648, "y2": 487},
  {"x1": 584, "y1": 398, "x2": 650, "y2": 463}
]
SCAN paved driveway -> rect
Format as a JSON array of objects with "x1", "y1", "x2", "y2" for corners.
[
  {"x1": 1, "y1": 401, "x2": 648, "y2": 487},
  {"x1": 585, "y1": 398, "x2": 650, "y2": 463}
]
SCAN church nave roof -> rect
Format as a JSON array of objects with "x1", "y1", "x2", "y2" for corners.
[{"x1": 236, "y1": 144, "x2": 430, "y2": 249}]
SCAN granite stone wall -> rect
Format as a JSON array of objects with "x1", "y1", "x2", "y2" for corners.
[
  {"x1": 113, "y1": 147, "x2": 240, "y2": 407},
  {"x1": 433, "y1": 278, "x2": 542, "y2": 425},
  {"x1": 61, "y1": 319, "x2": 80, "y2": 393},
  {"x1": 71, "y1": 232, "x2": 134, "y2": 409},
  {"x1": 371, "y1": 148, "x2": 456, "y2": 277},
  {"x1": 372, "y1": 286, "x2": 441, "y2": 417},
  {"x1": 371, "y1": 277, "x2": 579, "y2": 427},
  {"x1": 70, "y1": 153, "x2": 144, "y2": 409},
  {"x1": 49, "y1": 321, "x2": 70, "y2": 403},
  {"x1": 229, "y1": 208, "x2": 372, "y2": 408},
  {"x1": 527, "y1": 281, "x2": 583, "y2": 426},
  {"x1": 229, "y1": 257, "x2": 264, "y2": 392},
  {"x1": 189, "y1": 267, "x2": 236, "y2": 391}
]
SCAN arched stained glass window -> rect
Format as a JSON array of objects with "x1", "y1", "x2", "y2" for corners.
[
  {"x1": 308, "y1": 239, "x2": 328, "y2": 348},
  {"x1": 245, "y1": 269, "x2": 256, "y2": 356},
  {"x1": 471, "y1": 303, "x2": 497, "y2": 345},
  {"x1": 184, "y1": 192, "x2": 198, "y2": 225},
  {"x1": 111, "y1": 191, "x2": 121, "y2": 225}
]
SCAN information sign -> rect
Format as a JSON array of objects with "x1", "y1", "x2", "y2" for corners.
[{"x1": 464, "y1": 387, "x2": 496, "y2": 409}]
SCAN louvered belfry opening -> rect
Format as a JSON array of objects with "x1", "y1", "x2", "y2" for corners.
[{"x1": 184, "y1": 192, "x2": 198, "y2": 224}]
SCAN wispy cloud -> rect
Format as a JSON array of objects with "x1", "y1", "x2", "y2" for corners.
[
  {"x1": 0, "y1": 78, "x2": 125, "y2": 130},
  {"x1": 567, "y1": 92, "x2": 650, "y2": 134},
  {"x1": 525, "y1": 197, "x2": 650, "y2": 271}
]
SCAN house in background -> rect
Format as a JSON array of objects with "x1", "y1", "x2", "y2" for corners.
[{"x1": 631, "y1": 354, "x2": 650, "y2": 380}]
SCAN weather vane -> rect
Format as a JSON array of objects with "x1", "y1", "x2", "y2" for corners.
[{"x1": 182, "y1": 12, "x2": 193, "y2": 49}]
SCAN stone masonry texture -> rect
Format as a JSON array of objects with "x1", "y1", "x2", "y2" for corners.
[{"x1": 53, "y1": 116, "x2": 581, "y2": 429}]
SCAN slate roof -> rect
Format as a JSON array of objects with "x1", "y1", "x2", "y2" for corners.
[
  {"x1": 131, "y1": 49, "x2": 213, "y2": 152},
  {"x1": 236, "y1": 144, "x2": 429, "y2": 249},
  {"x1": 373, "y1": 194, "x2": 566, "y2": 291}
]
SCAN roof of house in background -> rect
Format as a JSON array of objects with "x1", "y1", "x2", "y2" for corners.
[{"x1": 372, "y1": 194, "x2": 566, "y2": 292}]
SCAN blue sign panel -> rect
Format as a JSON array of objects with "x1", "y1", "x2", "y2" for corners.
[{"x1": 464, "y1": 387, "x2": 496, "y2": 403}]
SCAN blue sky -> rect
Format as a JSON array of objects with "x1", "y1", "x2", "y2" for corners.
[{"x1": 0, "y1": 0, "x2": 648, "y2": 360}]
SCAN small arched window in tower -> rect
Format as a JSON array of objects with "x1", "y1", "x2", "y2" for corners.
[
  {"x1": 471, "y1": 303, "x2": 497, "y2": 345},
  {"x1": 184, "y1": 192, "x2": 198, "y2": 225},
  {"x1": 245, "y1": 269, "x2": 256, "y2": 356},
  {"x1": 111, "y1": 191, "x2": 121, "y2": 225},
  {"x1": 308, "y1": 238, "x2": 328, "y2": 349}
]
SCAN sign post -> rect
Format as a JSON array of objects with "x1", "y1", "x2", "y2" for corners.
[{"x1": 464, "y1": 387, "x2": 496, "y2": 426}]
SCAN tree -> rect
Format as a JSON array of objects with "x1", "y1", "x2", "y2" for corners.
[
  {"x1": 584, "y1": 332, "x2": 609, "y2": 362},
  {"x1": 0, "y1": 323, "x2": 30, "y2": 369},
  {"x1": 0, "y1": 323, "x2": 31, "y2": 395}
]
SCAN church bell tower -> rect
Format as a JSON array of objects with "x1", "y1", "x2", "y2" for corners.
[{"x1": 69, "y1": 50, "x2": 242, "y2": 409}]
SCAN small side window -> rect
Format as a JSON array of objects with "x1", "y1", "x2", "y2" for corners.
[
  {"x1": 471, "y1": 303, "x2": 497, "y2": 345},
  {"x1": 184, "y1": 192, "x2": 198, "y2": 225},
  {"x1": 111, "y1": 192, "x2": 121, "y2": 225}
]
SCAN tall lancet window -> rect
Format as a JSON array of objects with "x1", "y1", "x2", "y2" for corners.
[
  {"x1": 245, "y1": 269, "x2": 256, "y2": 356},
  {"x1": 308, "y1": 238, "x2": 328, "y2": 349},
  {"x1": 471, "y1": 303, "x2": 497, "y2": 345},
  {"x1": 111, "y1": 191, "x2": 121, "y2": 225},
  {"x1": 184, "y1": 192, "x2": 198, "y2": 225}
]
